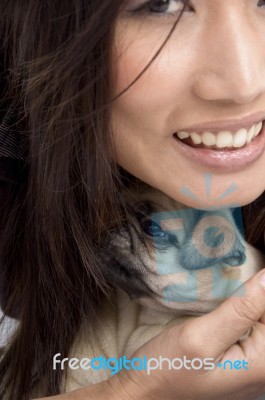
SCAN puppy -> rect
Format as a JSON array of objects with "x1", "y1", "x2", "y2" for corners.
[
  {"x1": 62, "y1": 182, "x2": 265, "y2": 391},
  {"x1": 99, "y1": 181, "x2": 265, "y2": 316}
]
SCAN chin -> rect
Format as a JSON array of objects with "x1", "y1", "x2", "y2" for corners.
[{"x1": 156, "y1": 184, "x2": 264, "y2": 211}]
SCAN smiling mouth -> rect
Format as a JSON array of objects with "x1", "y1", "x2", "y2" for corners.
[{"x1": 173, "y1": 120, "x2": 263, "y2": 151}]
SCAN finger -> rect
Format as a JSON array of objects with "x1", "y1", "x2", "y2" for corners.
[
  {"x1": 209, "y1": 321, "x2": 265, "y2": 395},
  {"x1": 180, "y1": 268, "x2": 265, "y2": 359},
  {"x1": 260, "y1": 312, "x2": 265, "y2": 324}
]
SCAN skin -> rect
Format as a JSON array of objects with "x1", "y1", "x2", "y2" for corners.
[
  {"x1": 36, "y1": 271, "x2": 265, "y2": 399},
  {"x1": 36, "y1": 1, "x2": 265, "y2": 398},
  {"x1": 111, "y1": 0, "x2": 265, "y2": 209}
]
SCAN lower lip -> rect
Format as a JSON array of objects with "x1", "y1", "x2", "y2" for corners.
[{"x1": 173, "y1": 122, "x2": 265, "y2": 170}]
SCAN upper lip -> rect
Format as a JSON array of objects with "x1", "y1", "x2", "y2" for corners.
[{"x1": 175, "y1": 110, "x2": 265, "y2": 133}]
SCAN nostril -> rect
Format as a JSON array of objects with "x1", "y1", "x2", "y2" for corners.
[{"x1": 223, "y1": 250, "x2": 247, "y2": 267}]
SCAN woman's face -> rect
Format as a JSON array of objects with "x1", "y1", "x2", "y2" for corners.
[{"x1": 111, "y1": 0, "x2": 265, "y2": 209}]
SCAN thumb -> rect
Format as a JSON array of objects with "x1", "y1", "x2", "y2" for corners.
[{"x1": 181, "y1": 268, "x2": 265, "y2": 359}]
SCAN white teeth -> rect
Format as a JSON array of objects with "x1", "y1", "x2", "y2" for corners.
[
  {"x1": 246, "y1": 125, "x2": 255, "y2": 144},
  {"x1": 201, "y1": 132, "x2": 216, "y2": 146},
  {"x1": 254, "y1": 121, "x2": 262, "y2": 136},
  {"x1": 216, "y1": 131, "x2": 233, "y2": 148},
  {"x1": 190, "y1": 133, "x2": 202, "y2": 144},
  {"x1": 175, "y1": 121, "x2": 263, "y2": 149},
  {"x1": 177, "y1": 131, "x2": 189, "y2": 139},
  {"x1": 233, "y1": 128, "x2": 248, "y2": 148}
]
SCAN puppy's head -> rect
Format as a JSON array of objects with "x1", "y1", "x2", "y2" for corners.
[{"x1": 99, "y1": 183, "x2": 255, "y2": 315}]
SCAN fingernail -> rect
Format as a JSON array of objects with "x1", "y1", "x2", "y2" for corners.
[{"x1": 258, "y1": 270, "x2": 265, "y2": 288}]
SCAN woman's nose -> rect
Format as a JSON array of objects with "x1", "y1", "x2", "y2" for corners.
[{"x1": 192, "y1": 6, "x2": 265, "y2": 105}]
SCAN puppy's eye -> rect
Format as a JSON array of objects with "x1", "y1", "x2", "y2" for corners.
[{"x1": 141, "y1": 219, "x2": 167, "y2": 237}]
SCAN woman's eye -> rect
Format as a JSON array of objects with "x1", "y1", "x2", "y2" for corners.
[{"x1": 127, "y1": 0, "x2": 193, "y2": 18}]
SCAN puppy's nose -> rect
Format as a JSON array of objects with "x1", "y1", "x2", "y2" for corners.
[
  {"x1": 222, "y1": 249, "x2": 246, "y2": 267},
  {"x1": 180, "y1": 240, "x2": 246, "y2": 270}
]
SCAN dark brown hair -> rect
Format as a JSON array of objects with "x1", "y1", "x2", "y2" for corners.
[{"x1": 0, "y1": 1, "x2": 264, "y2": 399}]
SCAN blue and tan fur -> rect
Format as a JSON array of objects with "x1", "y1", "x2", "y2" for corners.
[
  {"x1": 99, "y1": 181, "x2": 265, "y2": 315},
  {"x1": 61, "y1": 182, "x2": 265, "y2": 392}
]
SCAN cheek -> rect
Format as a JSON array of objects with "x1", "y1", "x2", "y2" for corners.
[
  {"x1": 111, "y1": 47, "x2": 165, "y2": 122},
  {"x1": 110, "y1": 51, "x2": 187, "y2": 148},
  {"x1": 111, "y1": 20, "x2": 193, "y2": 116},
  {"x1": 111, "y1": 21, "x2": 157, "y2": 97}
]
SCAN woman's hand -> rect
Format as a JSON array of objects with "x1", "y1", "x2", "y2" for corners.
[
  {"x1": 110, "y1": 268, "x2": 265, "y2": 400},
  {"x1": 35, "y1": 269, "x2": 265, "y2": 400}
]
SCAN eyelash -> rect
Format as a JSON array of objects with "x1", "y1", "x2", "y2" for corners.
[
  {"x1": 129, "y1": 0, "x2": 191, "y2": 19},
  {"x1": 127, "y1": 1, "x2": 265, "y2": 19}
]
